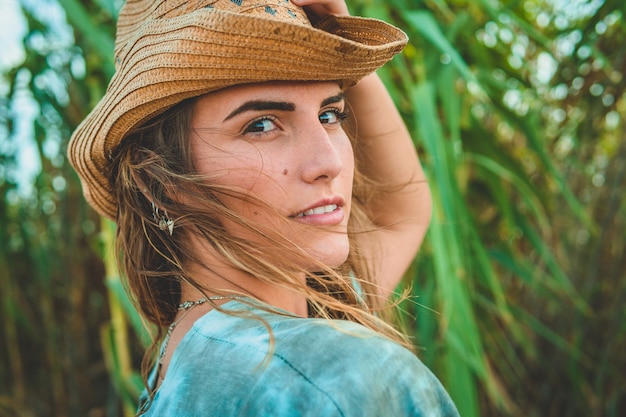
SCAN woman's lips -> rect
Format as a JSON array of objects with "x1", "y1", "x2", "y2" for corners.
[
  {"x1": 293, "y1": 204, "x2": 338, "y2": 218},
  {"x1": 290, "y1": 201, "x2": 345, "y2": 226}
]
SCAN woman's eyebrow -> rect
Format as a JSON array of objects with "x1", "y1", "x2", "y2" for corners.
[
  {"x1": 223, "y1": 101, "x2": 295, "y2": 121},
  {"x1": 321, "y1": 93, "x2": 345, "y2": 107},
  {"x1": 223, "y1": 93, "x2": 345, "y2": 122}
]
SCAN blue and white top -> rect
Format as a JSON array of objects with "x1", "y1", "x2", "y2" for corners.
[{"x1": 138, "y1": 299, "x2": 459, "y2": 416}]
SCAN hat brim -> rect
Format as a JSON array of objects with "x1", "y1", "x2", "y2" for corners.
[{"x1": 68, "y1": 9, "x2": 408, "y2": 220}]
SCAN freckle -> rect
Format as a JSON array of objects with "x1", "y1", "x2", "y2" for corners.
[{"x1": 282, "y1": 169, "x2": 288, "y2": 175}]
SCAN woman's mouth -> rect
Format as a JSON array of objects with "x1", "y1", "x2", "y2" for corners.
[
  {"x1": 292, "y1": 204, "x2": 338, "y2": 218},
  {"x1": 290, "y1": 202, "x2": 345, "y2": 226}
]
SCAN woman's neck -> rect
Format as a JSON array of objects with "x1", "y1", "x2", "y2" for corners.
[{"x1": 182, "y1": 252, "x2": 309, "y2": 317}]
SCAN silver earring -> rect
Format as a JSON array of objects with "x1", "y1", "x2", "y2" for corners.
[{"x1": 151, "y1": 201, "x2": 174, "y2": 235}]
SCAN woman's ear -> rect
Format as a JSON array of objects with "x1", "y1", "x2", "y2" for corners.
[
  {"x1": 129, "y1": 166, "x2": 177, "y2": 235},
  {"x1": 127, "y1": 149, "x2": 178, "y2": 204},
  {"x1": 129, "y1": 167, "x2": 154, "y2": 203}
]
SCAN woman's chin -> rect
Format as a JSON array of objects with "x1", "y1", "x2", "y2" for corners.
[{"x1": 305, "y1": 240, "x2": 350, "y2": 271}]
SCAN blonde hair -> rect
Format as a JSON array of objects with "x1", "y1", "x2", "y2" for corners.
[{"x1": 109, "y1": 96, "x2": 410, "y2": 391}]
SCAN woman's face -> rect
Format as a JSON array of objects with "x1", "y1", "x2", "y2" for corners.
[{"x1": 189, "y1": 81, "x2": 354, "y2": 269}]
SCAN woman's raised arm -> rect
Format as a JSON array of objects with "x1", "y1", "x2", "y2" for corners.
[{"x1": 346, "y1": 73, "x2": 432, "y2": 298}]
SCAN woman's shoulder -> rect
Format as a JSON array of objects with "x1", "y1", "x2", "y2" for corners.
[
  {"x1": 146, "y1": 300, "x2": 459, "y2": 416},
  {"x1": 184, "y1": 299, "x2": 412, "y2": 368}
]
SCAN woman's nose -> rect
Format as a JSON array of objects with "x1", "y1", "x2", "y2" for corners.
[{"x1": 299, "y1": 123, "x2": 346, "y2": 184}]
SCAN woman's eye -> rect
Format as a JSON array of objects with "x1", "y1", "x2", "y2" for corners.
[
  {"x1": 244, "y1": 118, "x2": 277, "y2": 134},
  {"x1": 319, "y1": 109, "x2": 348, "y2": 125}
]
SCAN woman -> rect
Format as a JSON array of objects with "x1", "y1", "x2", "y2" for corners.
[{"x1": 69, "y1": 0, "x2": 459, "y2": 415}]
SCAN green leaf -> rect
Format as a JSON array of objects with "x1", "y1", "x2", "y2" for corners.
[{"x1": 57, "y1": 0, "x2": 115, "y2": 78}]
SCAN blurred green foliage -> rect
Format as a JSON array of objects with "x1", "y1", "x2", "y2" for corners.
[{"x1": 1, "y1": 0, "x2": 624, "y2": 416}]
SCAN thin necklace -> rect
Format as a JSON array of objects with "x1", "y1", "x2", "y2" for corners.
[{"x1": 158, "y1": 295, "x2": 244, "y2": 371}]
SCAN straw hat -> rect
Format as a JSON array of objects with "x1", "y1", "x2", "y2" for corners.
[{"x1": 68, "y1": 0, "x2": 408, "y2": 220}]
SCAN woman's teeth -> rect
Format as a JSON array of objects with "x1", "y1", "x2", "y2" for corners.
[{"x1": 294, "y1": 204, "x2": 338, "y2": 218}]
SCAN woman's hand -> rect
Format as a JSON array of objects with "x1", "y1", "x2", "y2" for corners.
[{"x1": 291, "y1": 0, "x2": 350, "y2": 19}]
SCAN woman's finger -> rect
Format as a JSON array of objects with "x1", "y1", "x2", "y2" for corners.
[{"x1": 291, "y1": 0, "x2": 350, "y2": 17}]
